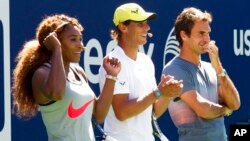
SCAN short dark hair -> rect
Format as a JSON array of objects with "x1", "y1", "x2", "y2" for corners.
[
  {"x1": 110, "y1": 20, "x2": 131, "y2": 42},
  {"x1": 174, "y1": 7, "x2": 212, "y2": 47}
]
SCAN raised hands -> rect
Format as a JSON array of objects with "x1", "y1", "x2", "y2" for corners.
[
  {"x1": 42, "y1": 22, "x2": 69, "y2": 51},
  {"x1": 103, "y1": 56, "x2": 121, "y2": 77},
  {"x1": 43, "y1": 32, "x2": 61, "y2": 51}
]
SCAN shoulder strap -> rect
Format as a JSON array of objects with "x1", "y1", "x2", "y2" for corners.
[
  {"x1": 43, "y1": 62, "x2": 51, "y2": 68},
  {"x1": 70, "y1": 63, "x2": 88, "y2": 82}
]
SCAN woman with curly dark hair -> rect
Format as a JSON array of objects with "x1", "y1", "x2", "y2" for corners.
[{"x1": 12, "y1": 14, "x2": 121, "y2": 141}]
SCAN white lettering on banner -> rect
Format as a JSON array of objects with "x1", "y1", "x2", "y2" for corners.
[
  {"x1": 138, "y1": 43, "x2": 154, "y2": 57},
  {"x1": 234, "y1": 29, "x2": 250, "y2": 56},
  {"x1": 83, "y1": 39, "x2": 154, "y2": 84},
  {"x1": 84, "y1": 38, "x2": 104, "y2": 84},
  {"x1": 0, "y1": 0, "x2": 11, "y2": 140},
  {"x1": 106, "y1": 40, "x2": 117, "y2": 54},
  {"x1": 163, "y1": 27, "x2": 180, "y2": 66}
]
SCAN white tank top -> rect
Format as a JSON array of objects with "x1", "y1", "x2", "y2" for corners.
[{"x1": 40, "y1": 63, "x2": 96, "y2": 141}]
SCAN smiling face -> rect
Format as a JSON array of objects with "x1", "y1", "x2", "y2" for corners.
[
  {"x1": 58, "y1": 24, "x2": 84, "y2": 64},
  {"x1": 186, "y1": 20, "x2": 211, "y2": 54},
  {"x1": 129, "y1": 21, "x2": 150, "y2": 45}
]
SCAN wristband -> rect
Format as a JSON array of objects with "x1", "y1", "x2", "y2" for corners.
[
  {"x1": 106, "y1": 74, "x2": 118, "y2": 81},
  {"x1": 153, "y1": 88, "x2": 162, "y2": 99}
]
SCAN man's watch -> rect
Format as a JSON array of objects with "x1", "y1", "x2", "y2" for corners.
[
  {"x1": 217, "y1": 69, "x2": 227, "y2": 77},
  {"x1": 153, "y1": 88, "x2": 162, "y2": 99}
]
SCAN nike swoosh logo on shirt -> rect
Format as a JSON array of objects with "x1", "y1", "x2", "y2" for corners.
[{"x1": 67, "y1": 99, "x2": 94, "y2": 118}]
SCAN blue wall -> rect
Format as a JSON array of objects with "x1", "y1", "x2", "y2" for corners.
[{"x1": 1, "y1": 0, "x2": 249, "y2": 140}]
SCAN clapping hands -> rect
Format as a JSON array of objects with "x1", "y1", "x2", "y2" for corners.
[{"x1": 158, "y1": 74, "x2": 183, "y2": 99}]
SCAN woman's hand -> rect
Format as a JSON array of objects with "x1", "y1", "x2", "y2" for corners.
[
  {"x1": 103, "y1": 56, "x2": 121, "y2": 77},
  {"x1": 43, "y1": 32, "x2": 61, "y2": 51}
]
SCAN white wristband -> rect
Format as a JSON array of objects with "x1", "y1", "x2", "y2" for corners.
[{"x1": 106, "y1": 75, "x2": 118, "y2": 81}]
